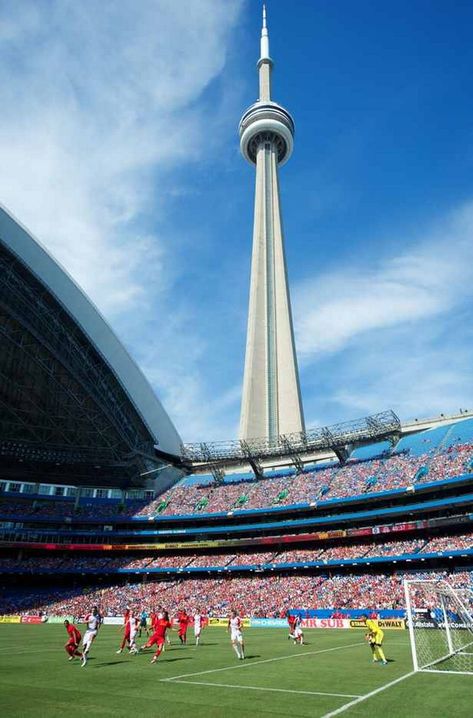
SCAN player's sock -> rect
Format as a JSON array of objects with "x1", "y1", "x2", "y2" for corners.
[
  {"x1": 196, "y1": 636, "x2": 200, "y2": 646},
  {"x1": 376, "y1": 647, "x2": 387, "y2": 663},
  {"x1": 233, "y1": 644, "x2": 241, "y2": 659}
]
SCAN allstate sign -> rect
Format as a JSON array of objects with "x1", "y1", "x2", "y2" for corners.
[{"x1": 251, "y1": 618, "x2": 287, "y2": 628}]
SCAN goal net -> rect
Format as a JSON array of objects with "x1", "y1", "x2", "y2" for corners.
[{"x1": 404, "y1": 579, "x2": 473, "y2": 675}]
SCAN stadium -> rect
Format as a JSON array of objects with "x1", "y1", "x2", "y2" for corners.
[{"x1": 1, "y1": 4, "x2": 472, "y2": 718}]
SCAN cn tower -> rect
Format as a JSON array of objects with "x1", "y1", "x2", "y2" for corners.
[{"x1": 239, "y1": 6, "x2": 305, "y2": 442}]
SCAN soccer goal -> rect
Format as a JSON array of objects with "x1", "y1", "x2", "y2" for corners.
[{"x1": 404, "y1": 578, "x2": 473, "y2": 675}]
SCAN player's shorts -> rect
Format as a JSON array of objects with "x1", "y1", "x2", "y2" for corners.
[
  {"x1": 294, "y1": 627, "x2": 303, "y2": 638},
  {"x1": 140, "y1": 619, "x2": 147, "y2": 627},
  {"x1": 231, "y1": 630, "x2": 243, "y2": 643},
  {"x1": 83, "y1": 629, "x2": 97, "y2": 645},
  {"x1": 148, "y1": 633, "x2": 165, "y2": 646},
  {"x1": 194, "y1": 628, "x2": 201, "y2": 636}
]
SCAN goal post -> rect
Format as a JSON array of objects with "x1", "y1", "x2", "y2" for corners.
[{"x1": 404, "y1": 579, "x2": 473, "y2": 675}]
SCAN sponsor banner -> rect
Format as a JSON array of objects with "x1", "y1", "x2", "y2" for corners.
[
  {"x1": 21, "y1": 616, "x2": 43, "y2": 624},
  {"x1": 349, "y1": 619, "x2": 406, "y2": 630},
  {"x1": 301, "y1": 618, "x2": 351, "y2": 630},
  {"x1": 251, "y1": 618, "x2": 288, "y2": 628},
  {"x1": 410, "y1": 619, "x2": 470, "y2": 630},
  {"x1": 47, "y1": 615, "x2": 74, "y2": 624},
  {"x1": 0, "y1": 615, "x2": 21, "y2": 623},
  {"x1": 207, "y1": 617, "x2": 251, "y2": 628},
  {"x1": 103, "y1": 616, "x2": 124, "y2": 626}
]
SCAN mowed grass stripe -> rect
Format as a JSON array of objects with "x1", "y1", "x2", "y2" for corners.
[{"x1": 162, "y1": 639, "x2": 364, "y2": 681}]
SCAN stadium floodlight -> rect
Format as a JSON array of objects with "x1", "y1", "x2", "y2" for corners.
[{"x1": 404, "y1": 578, "x2": 473, "y2": 675}]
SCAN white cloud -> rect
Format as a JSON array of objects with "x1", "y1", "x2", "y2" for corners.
[
  {"x1": 0, "y1": 0, "x2": 245, "y2": 441},
  {"x1": 294, "y1": 201, "x2": 473, "y2": 360},
  {"x1": 0, "y1": 0, "x2": 242, "y2": 315}
]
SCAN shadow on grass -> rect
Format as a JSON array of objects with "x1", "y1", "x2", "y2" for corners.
[{"x1": 94, "y1": 660, "x2": 128, "y2": 667}]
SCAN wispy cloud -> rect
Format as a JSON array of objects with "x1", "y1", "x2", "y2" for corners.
[
  {"x1": 0, "y1": 0, "x2": 244, "y2": 440},
  {"x1": 295, "y1": 201, "x2": 473, "y2": 424},
  {"x1": 0, "y1": 0, "x2": 242, "y2": 313},
  {"x1": 294, "y1": 201, "x2": 473, "y2": 359}
]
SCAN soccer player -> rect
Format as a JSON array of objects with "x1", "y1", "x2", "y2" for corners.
[
  {"x1": 117, "y1": 607, "x2": 131, "y2": 653},
  {"x1": 178, "y1": 609, "x2": 190, "y2": 645},
  {"x1": 127, "y1": 610, "x2": 140, "y2": 655},
  {"x1": 193, "y1": 609, "x2": 205, "y2": 646},
  {"x1": 287, "y1": 612, "x2": 296, "y2": 640},
  {"x1": 292, "y1": 614, "x2": 304, "y2": 645},
  {"x1": 139, "y1": 609, "x2": 149, "y2": 637},
  {"x1": 141, "y1": 610, "x2": 172, "y2": 664},
  {"x1": 81, "y1": 606, "x2": 101, "y2": 667},
  {"x1": 362, "y1": 614, "x2": 388, "y2": 665},
  {"x1": 227, "y1": 609, "x2": 245, "y2": 660},
  {"x1": 64, "y1": 620, "x2": 82, "y2": 660}
]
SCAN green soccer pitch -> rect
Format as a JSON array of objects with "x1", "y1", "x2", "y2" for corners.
[{"x1": 0, "y1": 624, "x2": 471, "y2": 717}]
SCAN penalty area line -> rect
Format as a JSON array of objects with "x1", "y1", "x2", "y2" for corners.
[
  {"x1": 168, "y1": 679, "x2": 361, "y2": 699},
  {"x1": 161, "y1": 640, "x2": 364, "y2": 681},
  {"x1": 320, "y1": 670, "x2": 417, "y2": 718}
]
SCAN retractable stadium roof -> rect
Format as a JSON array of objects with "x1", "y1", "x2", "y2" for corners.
[{"x1": 0, "y1": 205, "x2": 183, "y2": 488}]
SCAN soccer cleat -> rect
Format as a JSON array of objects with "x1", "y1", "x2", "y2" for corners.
[
  {"x1": 68, "y1": 656, "x2": 74, "y2": 661},
  {"x1": 81, "y1": 656, "x2": 87, "y2": 667},
  {"x1": 116, "y1": 649, "x2": 122, "y2": 654},
  {"x1": 150, "y1": 657, "x2": 157, "y2": 664},
  {"x1": 381, "y1": 660, "x2": 388, "y2": 665}
]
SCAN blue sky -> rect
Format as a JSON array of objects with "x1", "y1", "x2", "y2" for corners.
[{"x1": 1, "y1": 0, "x2": 473, "y2": 441}]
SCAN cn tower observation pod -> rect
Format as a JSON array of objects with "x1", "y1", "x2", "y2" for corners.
[{"x1": 0, "y1": 204, "x2": 182, "y2": 487}]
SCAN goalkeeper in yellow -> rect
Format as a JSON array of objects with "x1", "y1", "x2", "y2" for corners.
[{"x1": 361, "y1": 615, "x2": 388, "y2": 665}]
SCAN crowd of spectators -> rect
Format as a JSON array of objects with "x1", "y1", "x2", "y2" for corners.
[
  {"x1": 420, "y1": 532, "x2": 473, "y2": 554},
  {"x1": 1, "y1": 532, "x2": 470, "y2": 574},
  {"x1": 145, "y1": 442, "x2": 473, "y2": 517},
  {"x1": 1, "y1": 441, "x2": 472, "y2": 522},
  {"x1": 1, "y1": 570, "x2": 471, "y2": 618}
]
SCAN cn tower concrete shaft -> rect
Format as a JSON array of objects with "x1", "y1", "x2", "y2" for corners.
[{"x1": 239, "y1": 7, "x2": 304, "y2": 442}]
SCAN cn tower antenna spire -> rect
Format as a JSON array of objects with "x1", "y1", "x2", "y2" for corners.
[
  {"x1": 258, "y1": 4, "x2": 272, "y2": 101},
  {"x1": 260, "y1": 5, "x2": 270, "y2": 61},
  {"x1": 238, "y1": 8, "x2": 305, "y2": 442}
]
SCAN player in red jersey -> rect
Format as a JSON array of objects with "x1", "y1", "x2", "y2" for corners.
[
  {"x1": 287, "y1": 612, "x2": 296, "y2": 640},
  {"x1": 116, "y1": 607, "x2": 131, "y2": 654},
  {"x1": 141, "y1": 610, "x2": 173, "y2": 664},
  {"x1": 177, "y1": 609, "x2": 190, "y2": 645},
  {"x1": 64, "y1": 620, "x2": 82, "y2": 660}
]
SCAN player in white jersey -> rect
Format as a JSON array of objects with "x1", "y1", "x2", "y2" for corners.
[
  {"x1": 128, "y1": 611, "x2": 139, "y2": 654},
  {"x1": 81, "y1": 607, "x2": 101, "y2": 667},
  {"x1": 293, "y1": 614, "x2": 304, "y2": 645},
  {"x1": 227, "y1": 609, "x2": 245, "y2": 659},
  {"x1": 193, "y1": 610, "x2": 204, "y2": 646}
]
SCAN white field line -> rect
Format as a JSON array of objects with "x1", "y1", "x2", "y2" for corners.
[
  {"x1": 161, "y1": 640, "x2": 364, "y2": 682},
  {"x1": 320, "y1": 671, "x2": 417, "y2": 718},
  {"x1": 169, "y1": 679, "x2": 361, "y2": 699}
]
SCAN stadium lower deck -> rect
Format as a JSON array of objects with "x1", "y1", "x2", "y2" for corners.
[{"x1": 1, "y1": 418, "x2": 473, "y2": 716}]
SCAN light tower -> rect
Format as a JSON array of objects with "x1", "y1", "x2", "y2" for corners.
[{"x1": 239, "y1": 6, "x2": 305, "y2": 442}]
